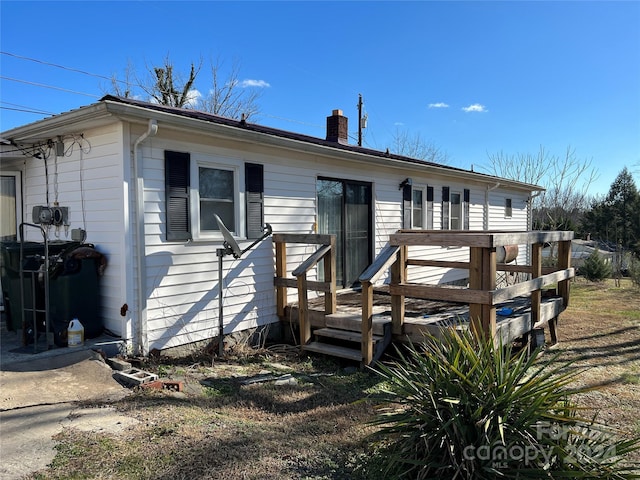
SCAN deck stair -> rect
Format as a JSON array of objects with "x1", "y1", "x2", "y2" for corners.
[{"x1": 302, "y1": 311, "x2": 392, "y2": 364}]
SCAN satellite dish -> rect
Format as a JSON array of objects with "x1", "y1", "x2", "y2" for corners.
[{"x1": 214, "y1": 214, "x2": 242, "y2": 259}]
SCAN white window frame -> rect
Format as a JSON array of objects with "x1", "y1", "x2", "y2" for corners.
[
  {"x1": 190, "y1": 156, "x2": 244, "y2": 241},
  {"x1": 505, "y1": 198, "x2": 513, "y2": 218},
  {"x1": 412, "y1": 186, "x2": 425, "y2": 229},
  {"x1": 0, "y1": 171, "x2": 22, "y2": 241},
  {"x1": 449, "y1": 190, "x2": 463, "y2": 230}
]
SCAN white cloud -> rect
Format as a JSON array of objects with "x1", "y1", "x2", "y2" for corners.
[
  {"x1": 428, "y1": 102, "x2": 449, "y2": 109},
  {"x1": 185, "y1": 89, "x2": 202, "y2": 108},
  {"x1": 239, "y1": 79, "x2": 271, "y2": 88},
  {"x1": 462, "y1": 103, "x2": 487, "y2": 113},
  {"x1": 394, "y1": 122, "x2": 405, "y2": 126}
]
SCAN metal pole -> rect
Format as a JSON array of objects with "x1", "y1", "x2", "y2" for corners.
[
  {"x1": 217, "y1": 248, "x2": 225, "y2": 357},
  {"x1": 357, "y1": 94, "x2": 363, "y2": 147}
]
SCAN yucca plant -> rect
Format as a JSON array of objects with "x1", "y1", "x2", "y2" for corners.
[{"x1": 367, "y1": 328, "x2": 640, "y2": 479}]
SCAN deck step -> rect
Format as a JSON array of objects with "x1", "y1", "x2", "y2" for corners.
[
  {"x1": 314, "y1": 327, "x2": 384, "y2": 344},
  {"x1": 303, "y1": 342, "x2": 362, "y2": 362},
  {"x1": 325, "y1": 312, "x2": 390, "y2": 336}
]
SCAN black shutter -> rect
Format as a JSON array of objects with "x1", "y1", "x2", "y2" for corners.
[
  {"x1": 165, "y1": 151, "x2": 191, "y2": 241},
  {"x1": 463, "y1": 189, "x2": 470, "y2": 230},
  {"x1": 442, "y1": 186, "x2": 450, "y2": 230},
  {"x1": 245, "y1": 163, "x2": 264, "y2": 239},
  {"x1": 402, "y1": 183, "x2": 412, "y2": 229},
  {"x1": 427, "y1": 186, "x2": 434, "y2": 229}
]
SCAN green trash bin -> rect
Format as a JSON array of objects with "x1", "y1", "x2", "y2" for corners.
[{"x1": 0, "y1": 241, "x2": 96, "y2": 337}]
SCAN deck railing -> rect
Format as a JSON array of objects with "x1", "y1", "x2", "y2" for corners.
[
  {"x1": 273, "y1": 233, "x2": 336, "y2": 346},
  {"x1": 382, "y1": 230, "x2": 574, "y2": 341}
]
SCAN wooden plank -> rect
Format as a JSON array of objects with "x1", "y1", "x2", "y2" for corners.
[
  {"x1": 274, "y1": 277, "x2": 333, "y2": 293},
  {"x1": 557, "y1": 239, "x2": 572, "y2": 308},
  {"x1": 314, "y1": 327, "x2": 383, "y2": 344},
  {"x1": 324, "y1": 236, "x2": 337, "y2": 315},
  {"x1": 390, "y1": 245, "x2": 406, "y2": 335},
  {"x1": 297, "y1": 274, "x2": 311, "y2": 345},
  {"x1": 482, "y1": 247, "x2": 497, "y2": 339},
  {"x1": 275, "y1": 241, "x2": 287, "y2": 318},
  {"x1": 272, "y1": 233, "x2": 334, "y2": 245},
  {"x1": 408, "y1": 259, "x2": 470, "y2": 269},
  {"x1": 390, "y1": 230, "x2": 574, "y2": 248},
  {"x1": 326, "y1": 312, "x2": 388, "y2": 336},
  {"x1": 491, "y1": 268, "x2": 575, "y2": 304},
  {"x1": 303, "y1": 342, "x2": 362, "y2": 362},
  {"x1": 389, "y1": 283, "x2": 493, "y2": 305},
  {"x1": 359, "y1": 245, "x2": 400, "y2": 284},
  {"x1": 531, "y1": 243, "x2": 542, "y2": 332},
  {"x1": 292, "y1": 244, "x2": 332, "y2": 276},
  {"x1": 361, "y1": 281, "x2": 374, "y2": 366}
]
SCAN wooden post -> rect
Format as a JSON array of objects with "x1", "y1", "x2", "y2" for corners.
[
  {"x1": 297, "y1": 272, "x2": 311, "y2": 345},
  {"x1": 531, "y1": 242, "x2": 542, "y2": 331},
  {"x1": 275, "y1": 240, "x2": 287, "y2": 318},
  {"x1": 469, "y1": 247, "x2": 483, "y2": 337},
  {"x1": 391, "y1": 244, "x2": 406, "y2": 336},
  {"x1": 361, "y1": 280, "x2": 374, "y2": 366},
  {"x1": 469, "y1": 246, "x2": 496, "y2": 340},
  {"x1": 324, "y1": 236, "x2": 337, "y2": 315},
  {"x1": 557, "y1": 239, "x2": 571, "y2": 308},
  {"x1": 482, "y1": 247, "x2": 497, "y2": 338}
]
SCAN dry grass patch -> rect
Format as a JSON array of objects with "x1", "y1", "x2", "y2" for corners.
[{"x1": 29, "y1": 278, "x2": 640, "y2": 479}]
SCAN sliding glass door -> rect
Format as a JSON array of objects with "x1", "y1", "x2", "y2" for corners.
[{"x1": 317, "y1": 178, "x2": 372, "y2": 288}]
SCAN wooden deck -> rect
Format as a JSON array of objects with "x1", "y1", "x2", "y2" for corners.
[
  {"x1": 283, "y1": 286, "x2": 564, "y2": 346},
  {"x1": 274, "y1": 230, "x2": 573, "y2": 366}
]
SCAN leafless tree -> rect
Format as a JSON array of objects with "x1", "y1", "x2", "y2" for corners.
[
  {"x1": 106, "y1": 55, "x2": 263, "y2": 120},
  {"x1": 391, "y1": 128, "x2": 449, "y2": 164},
  {"x1": 484, "y1": 146, "x2": 598, "y2": 233},
  {"x1": 197, "y1": 57, "x2": 262, "y2": 120}
]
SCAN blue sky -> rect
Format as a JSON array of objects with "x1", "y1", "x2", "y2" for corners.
[{"x1": 1, "y1": 1, "x2": 639, "y2": 196}]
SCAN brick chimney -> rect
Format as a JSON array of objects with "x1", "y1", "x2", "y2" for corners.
[{"x1": 326, "y1": 109, "x2": 348, "y2": 144}]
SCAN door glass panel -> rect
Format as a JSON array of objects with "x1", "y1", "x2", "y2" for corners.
[
  {"x1": 317, "y1": 179, "x2": 344, "y2": 285},
  {"x1": 317, "y1": 178, "x2": 371, "y2": 288},
  {"x1": 0, "y1": 176, "x2": 17, "y2": 240},
  {"x1": 345, "y1": 183, "x2": 371, "y2": 286}
]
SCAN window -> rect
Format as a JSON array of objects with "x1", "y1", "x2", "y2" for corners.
[
  {"x1": 505, "y1": 198, "x2": 513, "y2": 218},
  {"x1": 164, "y1": 150, "x2": 264, "y2": 241},
  {"x1": 199, "y1": 166, "x2": 235, "y2": 232},
  {"x1": 412, "y1": 188, "x2": 424, "y2": 228},
  {"x1": 450, "y1": 192, "x2": 462, "y2": 230},
  {"x1": 442, "y1": 186, "x2": 470, "y2": 230}
]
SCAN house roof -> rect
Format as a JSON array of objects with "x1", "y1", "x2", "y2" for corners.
[{"x1": 1, "y1": 95, "x2": 544, "y2": 192}]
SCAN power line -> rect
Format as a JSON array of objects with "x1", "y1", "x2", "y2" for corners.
[
  {"x1": 0, "y1": 76, "x2": 100, "y2": 98},
  {"x1": 0, "y1": 101, "x2": 55, "y2": 115},
  {"x1": 1, "y1": 51, "x2": 122, "y2": 84}
]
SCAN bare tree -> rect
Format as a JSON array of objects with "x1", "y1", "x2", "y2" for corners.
[
  {"x1": 484, "y1": 146, "x2": 598, "y2": 232},
  {"x1": 105, "y1": 55, "x2": 263, "y2": 120},
  {"x1": 391, "y1": 128, "x2": 449, "y2": 164},
  {"x1": 142, "y1": 55, "x2": 201, "y2": 108},
  {"x1": 198, "y1": 57, "x2": 262, "y2": 120}
]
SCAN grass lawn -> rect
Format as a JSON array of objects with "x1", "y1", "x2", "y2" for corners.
[{"x1": 30, "y1": 278, "x2": 640, "y2": 479}]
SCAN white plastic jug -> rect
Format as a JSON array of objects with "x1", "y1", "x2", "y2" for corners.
[{"x1": 68, "y1": 319, "x2": 85, "y2": 347}]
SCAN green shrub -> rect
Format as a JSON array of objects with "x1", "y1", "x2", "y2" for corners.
[
  {"x1": 367, "y1": 329, "x2": 640, "y2": 479},
  {"x1": 581, "y1": 249, "x2": 612, "y2": 282}
]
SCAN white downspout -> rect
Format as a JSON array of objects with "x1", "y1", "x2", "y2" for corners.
[
  {"x1": 484, "y1": 182, "x2": 500, "y2": 230},
  {"x1": 133, "y1": 119, "x2": 158, "y2": 356}
]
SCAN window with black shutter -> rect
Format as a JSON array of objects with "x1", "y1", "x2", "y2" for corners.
[
  {"x1": 426, "y1": 186, "x2": 434, "y2": 229},
  {"x1": 245, "y1": 163, "x2": 264, "y2": 239},
  {"x1": 464, "y1": 189, "x2": 470, "y2": 230},
  {"x1": 165, "y1": 151, "x2": 191, "y2": 241},
  {"x1": 442, "y1": 186, "x2": 450, "y2": 230}
]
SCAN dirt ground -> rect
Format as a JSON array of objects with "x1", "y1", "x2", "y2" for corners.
[{"x1": 24, "y1": 278, "x2": 640, "y2": 479}]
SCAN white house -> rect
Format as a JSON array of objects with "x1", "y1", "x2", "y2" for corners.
[{"x1": 0, "y1": 96, "x2": 543, "y2": 355}]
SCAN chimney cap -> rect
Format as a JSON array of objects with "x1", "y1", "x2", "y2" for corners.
[{"x1": 331, "y1": 109, "x2": 343, "y2": 116}]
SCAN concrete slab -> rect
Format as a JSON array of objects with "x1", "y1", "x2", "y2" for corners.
[{"x1": 0, "y1": 324, "x2": 133, "y2": 479}]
